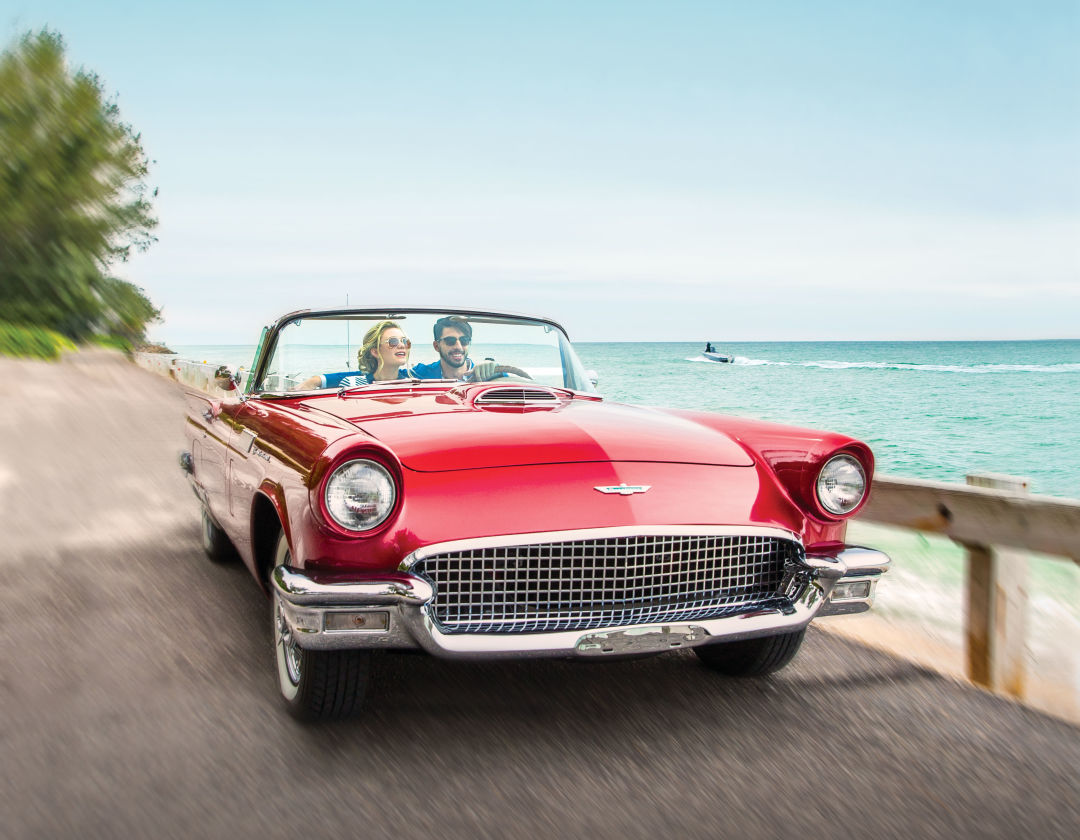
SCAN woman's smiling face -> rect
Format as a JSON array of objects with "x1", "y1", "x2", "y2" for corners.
[{"x1": 372, "y1": 326, "x2": 410, "y2": 375}]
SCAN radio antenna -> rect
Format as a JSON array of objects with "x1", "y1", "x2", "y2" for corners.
[{"x1": 345, "y1": 293, "x2": 350, "y2": 368}]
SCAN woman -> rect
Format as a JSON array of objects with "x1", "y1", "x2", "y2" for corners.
[
  {"x1": 357, "y1": 320, "x2": 411, "y2": 383},
  {"x1": 300, "y1": 320, "x2": 410, "y2": 389}
]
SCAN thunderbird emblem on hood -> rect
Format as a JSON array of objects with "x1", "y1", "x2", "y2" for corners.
[{"x1": 594, "y1": 484, "x2": 652, "y2": 495}]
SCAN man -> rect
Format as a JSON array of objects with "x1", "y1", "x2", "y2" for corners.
[
  {"x1": 408, "y1": 316, "x2": 497, "y2": 381},
  {"x1": 296, "y1": 315, "x2": 495, "y2": 390}
]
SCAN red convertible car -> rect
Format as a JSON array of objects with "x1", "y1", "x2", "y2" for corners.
[{"x1": 183, "y1": 307, "x2": 889, "y2": 719}]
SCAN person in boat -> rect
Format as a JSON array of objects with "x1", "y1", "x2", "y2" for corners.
[
  {"x1": 705, "y1": 342, "x2": 715, "y2": 353},
  {"x1": 407, "y1": 316, "x2": 499, "y2": 381},
  {"x1": 300, "y1": 320, "x2": 411, "y2": 389}
]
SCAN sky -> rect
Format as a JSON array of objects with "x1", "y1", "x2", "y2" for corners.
[{"x1": 4, "y1": 1, "x2": 1078, "y2": 343}]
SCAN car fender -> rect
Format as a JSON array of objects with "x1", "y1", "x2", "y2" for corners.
[
  {"x1": 657, "y1": 408, "x2": 875, "y2": 542},
  {"x1": 249, "y1": 480, "x2": 290, "y2": 585}
]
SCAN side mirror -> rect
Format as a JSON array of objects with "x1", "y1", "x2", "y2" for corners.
[{"x1": 214, "y1": 365, "x2": 238, "y2": 391}]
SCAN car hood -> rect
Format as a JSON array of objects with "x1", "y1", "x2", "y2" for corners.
[{"x1": 303, "y1": 390, "x2": 754, "y2": 471}]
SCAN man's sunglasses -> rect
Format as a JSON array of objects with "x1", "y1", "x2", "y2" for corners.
[
  {"x1": 381, "y1": 337, "x2": 411, "y2": 348},
  {"x1": 439, "y1": 336, "x2": 471, "y2": 346}
]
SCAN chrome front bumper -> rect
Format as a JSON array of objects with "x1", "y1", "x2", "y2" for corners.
[{"x1": 271, "y1": 545, "x2": 889, "y2": 658}]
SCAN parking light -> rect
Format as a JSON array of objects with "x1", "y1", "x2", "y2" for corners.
[{"x1": 324, "y1": 611, "x2": 390, "y2": 632}]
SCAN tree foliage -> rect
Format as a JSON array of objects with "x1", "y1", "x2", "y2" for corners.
[
  {"x1": 0, "y1": 321, "x2": 76, "y2": 360},
  {"x1": 0, "y1": 30, "x2": 159, "y2": 342}
]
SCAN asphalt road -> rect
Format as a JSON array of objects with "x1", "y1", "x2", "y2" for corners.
[{"x1": 2, "y1": 350, "x2": 1078, "y2": 840}]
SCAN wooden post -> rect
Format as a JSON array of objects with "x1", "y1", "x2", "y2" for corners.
[{"x1": 964, "y1": 473, "x2": 1030, "y2": 697}]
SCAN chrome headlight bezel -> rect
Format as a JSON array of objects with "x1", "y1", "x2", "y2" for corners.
[
  {"x1": 323, "y1": 458, "x2": 397, "y2": 532},
  {"x1": 815, "y1": 453, "x2": 868, "y2": 517}
]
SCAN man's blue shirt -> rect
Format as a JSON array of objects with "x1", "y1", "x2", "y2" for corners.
[
  {"x1": 407, "y1": 360, "x2": 450, "y2": 379},
  {"x1": 319, "y1": 358, "x2": 474, "y2": 386}
]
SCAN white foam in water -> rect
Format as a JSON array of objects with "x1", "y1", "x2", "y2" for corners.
[
  {"x1": 694, "y1": 359, "x2": 1080, "y2": 373},
  {"x1": 686, "y1": 355, "x2": 758, "y2": 365},
  {"x1": 731, "y1": 357, "x2": 769, "y2": 366},
  {"x1": 695, "y1": 357, "x2": 792, "y2": 366}
]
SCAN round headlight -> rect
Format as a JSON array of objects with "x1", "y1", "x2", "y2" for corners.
[
  {"x1": 816, "y1": 454, "x2": 867, "y2": 516},
  {"x1": 324, "y1": 459, "x2": 396, "y2": 531}
]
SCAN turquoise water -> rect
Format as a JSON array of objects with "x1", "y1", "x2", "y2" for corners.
[{"x1": 175, "y1": 339, "x2": 1080, "y2": 499}]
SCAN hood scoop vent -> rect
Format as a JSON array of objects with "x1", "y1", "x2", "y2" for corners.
[{"x1": 474, "y1": 387, "x2": 562, "y2": 407}]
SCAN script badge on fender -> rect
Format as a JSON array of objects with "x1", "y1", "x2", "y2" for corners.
[{"x1": 594, "y1": 483, "x2": 651, "y2": 495}]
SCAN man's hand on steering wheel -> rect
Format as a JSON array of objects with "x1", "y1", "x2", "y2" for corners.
[
  {"x1": 470, "y1": 360, "x2": 499, "y2": 382},
  {"x1": 466, "y1": 360, "x2": 532, "y2": 382}
]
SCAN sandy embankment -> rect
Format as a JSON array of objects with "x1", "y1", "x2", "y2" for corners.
[{"x1": 0, "y1": 347, "x2": 193, "y2": 560}]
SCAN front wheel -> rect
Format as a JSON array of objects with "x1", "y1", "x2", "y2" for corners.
[
  {"x1": 272, "y1": 532, "x2": 371, "y2": 719},
  {"x1": 694, "y1": 630, "x2": 805, "y2": 676}
]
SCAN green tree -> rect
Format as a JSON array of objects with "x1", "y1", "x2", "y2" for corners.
[{"x1": 0, "y1": 29, "x2": 159, "y2": 342}]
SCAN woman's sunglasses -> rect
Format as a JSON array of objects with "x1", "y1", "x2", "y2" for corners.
[
  {"x1": 439, "y1": 336, "x2": 471, "y2": 347},
  {"x1": 381, "y1": 337, "x2": 411, "y2": 348}
]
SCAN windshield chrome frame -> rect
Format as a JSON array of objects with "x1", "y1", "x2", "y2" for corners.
[{"x1": 249, "y1": 306, "x2": 578, "y2": 397}]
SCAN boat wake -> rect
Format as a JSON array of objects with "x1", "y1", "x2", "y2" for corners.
[
  {"x1": 687, "y1": 355, "x2": 748, "y2": 365},
  {"x1": 699, "y1": 359, "x2": 1080, "y2": 374}
]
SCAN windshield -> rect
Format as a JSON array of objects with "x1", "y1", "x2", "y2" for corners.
[{"x1": 254, "y1": 310, "x2": 595, "y2": 394}]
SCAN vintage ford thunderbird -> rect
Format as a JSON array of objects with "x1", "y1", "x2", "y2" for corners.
[{"x1": 182, "y1": 308, "x2": 889, "y2": 719}]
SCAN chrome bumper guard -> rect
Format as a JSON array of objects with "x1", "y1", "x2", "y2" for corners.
[
  {"x1": 806, "y1": 545, "x2": 892, "y2": 617},
  {"x1": 270, "y1": 545, "x2": 890, "y2": 658}
]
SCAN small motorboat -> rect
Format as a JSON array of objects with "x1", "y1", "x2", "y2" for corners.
[{"x1": 703, "y1": 351, "x2": 733, "y2": 363}]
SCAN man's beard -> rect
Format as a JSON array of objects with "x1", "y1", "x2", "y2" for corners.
[{"x1": 439, "y1": 347, "x2": 466, "y2": 369}]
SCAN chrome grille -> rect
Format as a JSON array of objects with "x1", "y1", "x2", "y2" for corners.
[{"x1": 412, "y1": 534, "x2": 799, "y2": 634}]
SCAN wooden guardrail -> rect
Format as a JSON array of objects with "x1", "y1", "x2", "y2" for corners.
[{"x1": 857, "y1": 473, "x2": 1080, "y2": 700}]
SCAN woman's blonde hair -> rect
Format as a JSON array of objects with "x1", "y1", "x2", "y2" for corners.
[{"x1": 358, "y1": 320, "x2": 403, "y2": 375}]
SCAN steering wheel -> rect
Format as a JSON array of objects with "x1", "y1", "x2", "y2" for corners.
[{"x1": 466, "y1": 363, "x2": 533, "y2": 383}]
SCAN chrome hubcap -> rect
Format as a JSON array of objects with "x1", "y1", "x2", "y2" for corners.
[{"x1": 275, "y1": 600, "x2": 302, "y2": 686}]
